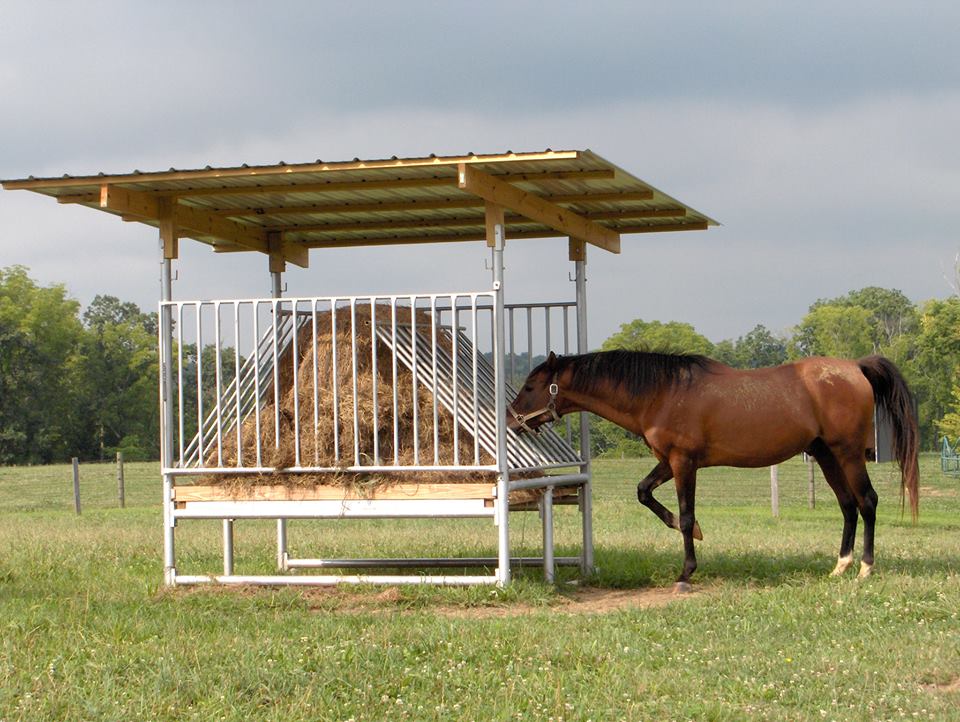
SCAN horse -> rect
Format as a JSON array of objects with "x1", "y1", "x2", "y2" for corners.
[{"x1": 506, "y1": 350, "x2": 919, "y2": 592}]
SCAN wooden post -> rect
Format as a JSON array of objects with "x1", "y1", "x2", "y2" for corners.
[
  {"x1": 770, "y1": 465, "x2": 779, "y2": 518},
  {"x1": 807, "y1": 456, "x2": 816, "y2": 509},
  {"x1": 117, "y1": 451, "x2": 126, "y2": 509},
  {"x1": 72, "y1": 457, "x2": 81, "y2": 515}
]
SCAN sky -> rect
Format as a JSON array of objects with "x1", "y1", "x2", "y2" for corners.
[{"x1": 1, "y1": 1, "x2": 958, "y2": 345}]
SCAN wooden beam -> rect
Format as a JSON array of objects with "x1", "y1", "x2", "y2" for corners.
[
  {"x1": 155, "y1": 168, "x2": 614, "y2": 199},
  {"x1": 258, "y1": 206, "x2": 686, "y2": 235},
  {"x1": 207, "y1": 190, "x2": 655, "y2": 219},
  {"x1": 569, "y1": 238, "x2": 586, "y2": 262},
  {"x1": 97, "y1": 184, "x2": 307, "y2": 267},
  {"x1": 267, "y1": 231, "x2": 285, "y2": 274},
  {"x1": 299, "y1": 221, "x2": 709, "y2": 249},
  {"x1": 484, "y1": 202, "x2": 505, "y2": 248},
  {"x1": 458, "y1": 164, "x2": 620, "y2": 253},
  {"x1": 158, "y1": 198, "x2": 178, "y2": 260}
]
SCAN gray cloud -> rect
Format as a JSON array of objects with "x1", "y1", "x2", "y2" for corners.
[{"x1": 1, "y1": 2, "x2": 958, "y2": 345}]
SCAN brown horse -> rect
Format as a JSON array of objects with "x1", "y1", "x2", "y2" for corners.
[{"x1": 506, "y1": 350, "x2": 919, "y2": 591}]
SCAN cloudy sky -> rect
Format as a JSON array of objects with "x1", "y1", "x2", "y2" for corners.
[{"x1": 1, "y1": 1, "x2": 958, "y2": 344}]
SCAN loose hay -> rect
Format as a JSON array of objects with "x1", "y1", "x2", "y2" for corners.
[{"x1": 199, "y1": 304, "x2": 499, "y2": 489}]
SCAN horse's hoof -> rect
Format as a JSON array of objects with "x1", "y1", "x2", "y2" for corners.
[
  {"x1": 693, "y1": 522, "x2": 703, "y2": 541},
  {"x1": 674, "y1": 581, "x2": 693, "y2": 594},
  {"x1": 857, "y1": 561, "x2": 873, "y2": 579}
]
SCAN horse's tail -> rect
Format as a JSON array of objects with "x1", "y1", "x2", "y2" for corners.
[{"x1": 858, "y1": 355, "x2": 920, "y2": 521}]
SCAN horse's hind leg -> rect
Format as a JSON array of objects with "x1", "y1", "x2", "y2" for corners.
[
  {"x1": 810, "y1": 442, "x2": 859, "y2": 576},
  {"x1": 839, "y1": 456, "x2": 878, "y2": 579},
  {"x1": 637, "y1": 459, "x2": 703, "y2": 540}
]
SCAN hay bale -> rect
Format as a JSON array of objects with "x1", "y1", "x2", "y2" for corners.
[{"x1": 204, "y1": 304, "x2": 496, "y2": 488}]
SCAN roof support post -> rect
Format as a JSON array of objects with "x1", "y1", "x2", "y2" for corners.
[
  {"x1": 572, "y1": 240, "x2": 594, "y2": 575},
  {"x1": 158, "y1": 228, "x2": 176, "y2": 586},
  {"x1": 487, "y1": 202, "x2": 511, "y2": 586}
]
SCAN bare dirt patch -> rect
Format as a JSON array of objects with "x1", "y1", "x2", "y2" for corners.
[
  {"x1": 924, "y1": 676, "x2": 960, "y2": 694},
  {"x1": 919, "y1": 485, "x2": 958, "y2": 498},
  {"x1": 302, "y1": 584, "x2": 702, "y2": 619}
]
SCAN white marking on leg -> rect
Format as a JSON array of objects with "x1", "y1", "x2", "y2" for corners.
[
  {"x1": 857, "y1": 560, "x2": 873, "y2": 579},
  {"x1": 830, "y1": 553, "x2": 853, "y2": 576}
]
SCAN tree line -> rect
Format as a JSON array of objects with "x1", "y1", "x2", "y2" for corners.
[{"x1": 1, "y1": 266, "x2": 957, "y2": 464}]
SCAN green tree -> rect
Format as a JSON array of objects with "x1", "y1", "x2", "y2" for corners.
[
  {"x1": 0, "y1": 266, "x2": 85, "y2": 463},
  {"x1": 791, "y1": 304, "x2": 874, "y2": 359},
  {"x1": 714, "y1": 325, "x2": 788, "y2": 369},
  {"x1": 909, "y1": 297, "x2": 960, "y2": 447},
  {"x1": 76, "y1": 296, "x2": 159, "y2": 460},
  {"x1": 601, "y1": 318, "x2": 714, "y2": 355}
]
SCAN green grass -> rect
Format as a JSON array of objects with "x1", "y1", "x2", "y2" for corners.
[{"x1": 1, "y1": 455, "x2": 958, "y2": 720}]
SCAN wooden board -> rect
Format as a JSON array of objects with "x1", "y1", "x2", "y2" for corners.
[{"x1": 172, "y1": 483, "x2": 579, "y2": 508}]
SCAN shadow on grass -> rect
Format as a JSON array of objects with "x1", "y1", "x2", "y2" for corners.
[{"x1": 575, "y1": 545, "x2": 960, "y2": 591}]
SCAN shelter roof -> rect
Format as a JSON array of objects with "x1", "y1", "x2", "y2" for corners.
[{"x1": 1, "y1": 149, "x2": 717, "y2": 268}]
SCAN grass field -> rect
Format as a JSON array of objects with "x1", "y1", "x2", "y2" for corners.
[{"x1": 1, "y1": 455, "x2": 958, "y2": 721}]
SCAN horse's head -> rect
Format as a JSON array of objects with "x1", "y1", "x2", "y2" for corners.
[{"x1": 507, "y1": 351, "x2": 562, "y2": 435}]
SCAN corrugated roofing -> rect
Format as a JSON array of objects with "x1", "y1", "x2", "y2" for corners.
[{"x1": 1, "y1": 149, "x2": 717, "y2": 264}]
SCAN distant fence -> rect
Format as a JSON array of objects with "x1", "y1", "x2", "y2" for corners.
[
  {"x1": 0, "y1": 457, "x2": 160, "y2": 514},
  {"x1": 942, "y1": 437, "x2": 960, "y2": 477}
]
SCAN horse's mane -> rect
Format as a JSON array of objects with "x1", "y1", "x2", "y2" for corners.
[{"x1": 543, "y1": 350, "x2": 716, "y2": 397}]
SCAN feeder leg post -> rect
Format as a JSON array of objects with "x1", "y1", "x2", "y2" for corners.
[
  {"x1": 541, "y1": 487, "x2": 555, "y2": 583},
  {"x1": 223, "y1": 519, "x2": 235, "y2": 576},
  {"x1": 489, "y1": 205, "x2": 511, "y2": 586},
  {"x1": 574, "y1": 252, "x2": 595, "y2": 576},
  {"x1": 160, "y1": 248, "x2": 177, "y2": 586},
  {"x1": 270, "y1": 264, "x2": 289, "y2": 571}
]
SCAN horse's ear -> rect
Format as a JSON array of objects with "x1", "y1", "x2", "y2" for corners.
[{"x1": 546, "y1": 351, "x2": 557, "y2": 369}]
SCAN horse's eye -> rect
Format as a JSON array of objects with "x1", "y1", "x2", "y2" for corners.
[{"x1": 524, "y1": 385, "x2": 533, "y2": 392}]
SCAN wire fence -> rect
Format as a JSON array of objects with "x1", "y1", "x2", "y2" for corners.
[{"x1": 0, "y1": 459, "x2": 161, "y2": 514}]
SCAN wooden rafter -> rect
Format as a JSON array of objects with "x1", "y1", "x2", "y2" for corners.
[
  {"x1": 457, "y1": 164, "x2": 621, "y2": 253},
  {"x1": 261, "y1": 207, "x2": 687, "y2": 236},
  {"x1": 98, "y1": 185, "x2": 308, "y2": 267}
]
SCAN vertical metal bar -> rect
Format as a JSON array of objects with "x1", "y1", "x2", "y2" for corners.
[
  {"x1": 350, "y1": 299, "x2": 360, "y2": 466},
  {"x1": 176, "y1": 304, "x2": 185, "y2": 466},
  {"x1": 272, "y1": 298, "x2": 281, "y2": 449},
  {"x1": 312, "y1": 300, "x2": 320, "y2": 466},
  {"x1": 509, "y1": 307, "x2": 515, "y2": 387},
  {"x1": 195, "y1": 304, "x2": 204, "y2": 465},
  {"x1": 575, "y1": 257, "x2": 594, "y2": 575},
  {"x1": 277, "y1": 518, "x2": 288, "y2": 570},
  {"x1": 542, "y1": 487, "x2": 555, "y2": 583},
  {"x1": 223, "y1": 519, "x2": 234, "y2": 575},
  {"x1": 411, "y1": 297, "x2": 420, "y2": 465},
  {"x1": 491, "y1": 224, "x2": 510, "y2": 586},
  {"x1": 470, "y1": 297, "x2": 480, "y2": 465},
  {"x1": 292, "y1": 300, "x2": 301, "y2": 467},
  {"x1": 214, "y1": 302, "x2": 223, "y2": 465},
  {"x1": 563, "y1": 305, "x2": 573, "y2": 446},
  {"x1": 430, "y1": 296, "x2": 439, "y2": 465},
  {"x1": 391, "y1": 299, "x2": 399, "y2": 465},
  {"x1": 331, "y1": 304, "x2": 340, "y2": 463},
  {"x1": 371, "y1": 298, "x2": 380, "y2": 466},
  {"x1": 253, "y1": 303, "x2": 262, "y2": 468},
  {"x1": 544, "y1": 306, "x2": 551, "y2": 360},
  {"x1": 233, "y1": 303, "x2": 243, "y2": 467},
  {"x1": 270, "y1": 274, "x2": 285, "y2": 567},
  {"x1": 526, "y1": 307, "x2": 533, "y2": 377},
  {"x1": 451, "y1": 296, "x2": 460, "y2": 466},
  {"x1": 770, "y1": 465, "x2": 780, "y2": 517},
  {"x1": 160, "y1": 252, "x2": 176, "y2": 585}
]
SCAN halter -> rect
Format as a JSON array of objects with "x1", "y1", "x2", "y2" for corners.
[{"x1": 508, "y1": 375, "x2": 561, "y2": 434}]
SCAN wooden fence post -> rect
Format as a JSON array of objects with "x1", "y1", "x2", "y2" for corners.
[
  {"x1": 807, "y1": 455, "x2": 816, "y2": 509},
  {"x1": 72, "y1": 457, "x2": 81, "y2": 515},
  {"x1": 770, "y1": 464, "x2": 779, "y2": 518},
  {"x1": 117, "y1": 451, "x2": 126, "y2": 509}
]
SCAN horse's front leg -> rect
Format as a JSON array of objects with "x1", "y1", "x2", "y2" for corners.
[
  {"x1": 637, "y1": 459, "x2": 702, "y2": 540},
  {"x1": 671, "y1": 456, "x2": 700, "y2": 593}
]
